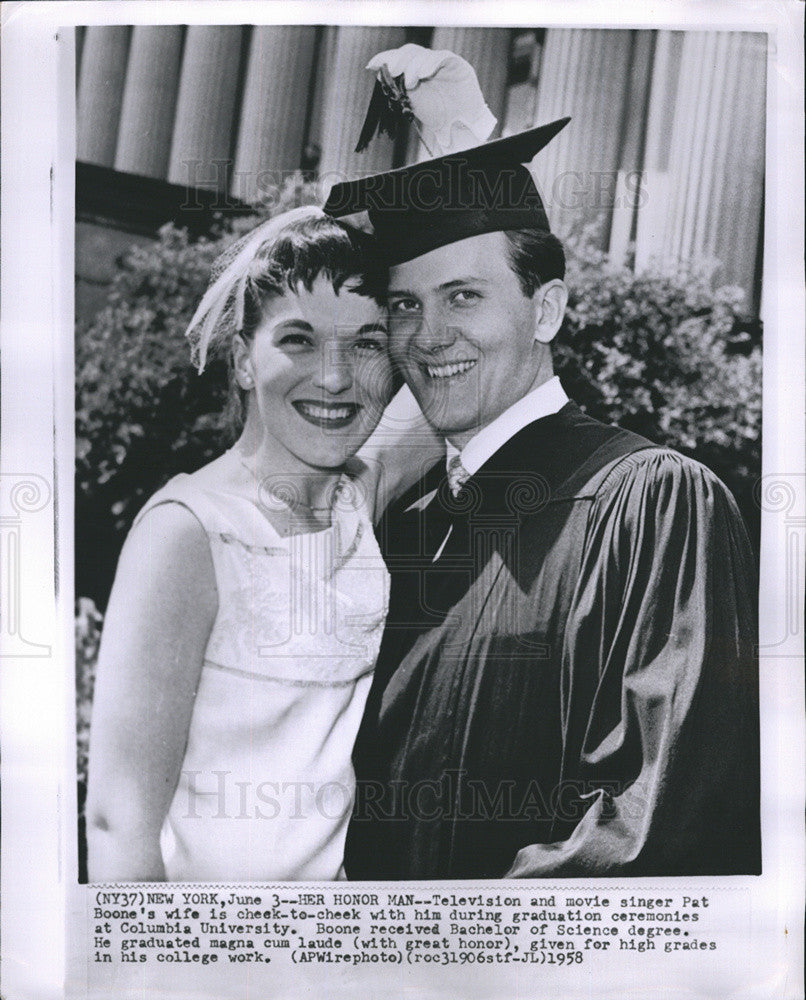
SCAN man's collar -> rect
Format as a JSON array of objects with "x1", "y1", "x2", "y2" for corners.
[{"x1": 445, "y1": 376, "x2": 569, "y2": 476}]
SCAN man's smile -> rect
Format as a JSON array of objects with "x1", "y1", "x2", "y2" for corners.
[
  {"x1": 292, "y1": 399, "x2": 362, "y2": 428},
  {"x1": 421, "y1": 358, "x2": 478, "y2": 380}
]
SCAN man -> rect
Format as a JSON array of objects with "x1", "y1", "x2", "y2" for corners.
[{"x1": 324, "y1": 54, "x2": 760, "y2": 880}]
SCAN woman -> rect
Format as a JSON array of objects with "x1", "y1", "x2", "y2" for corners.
[{"x1": 86, "y1": 206, "x2": 439, "y2": 882}]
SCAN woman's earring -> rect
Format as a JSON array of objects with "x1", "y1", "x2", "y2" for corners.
[{"x1": 240, "y1": 374, "x2": 254, "y2": 389}]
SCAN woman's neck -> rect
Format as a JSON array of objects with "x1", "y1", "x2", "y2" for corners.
[{"x1": 233, "y1": 419, "x2": 343, "y2": 513}]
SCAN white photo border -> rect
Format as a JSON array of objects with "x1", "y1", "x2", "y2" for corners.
[{"x1": 1, "y1": 2, "x2": 803, "y2": 998}]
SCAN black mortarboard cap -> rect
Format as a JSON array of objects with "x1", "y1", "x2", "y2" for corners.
[{"x1": 323, "y1": 117, "x2": 570, "y2": 265}]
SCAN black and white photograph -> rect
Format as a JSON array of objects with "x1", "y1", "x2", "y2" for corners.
[
  {"x1": 74, "y1": 20, "x2": 765, "y2": 885},
  {"x1": 1, "y1": 3, "x2": 803, "y2": 999}
]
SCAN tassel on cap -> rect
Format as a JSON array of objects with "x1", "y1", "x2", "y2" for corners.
[{"x1": 355, "y1": 74, "x2": 413, "y2": 153}]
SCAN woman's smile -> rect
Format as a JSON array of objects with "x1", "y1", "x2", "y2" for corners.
[{"x1": 292, "y1": 399, "x2": 363, "y2": 428}]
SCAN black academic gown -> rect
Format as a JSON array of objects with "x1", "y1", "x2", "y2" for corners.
[{"x1": 345, "y1": 402, "x2": 760, "y2": 879}]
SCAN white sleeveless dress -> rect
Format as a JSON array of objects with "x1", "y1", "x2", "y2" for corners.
[{"x1": 132, "y1": 469, "x2": 389, "y2": 882}]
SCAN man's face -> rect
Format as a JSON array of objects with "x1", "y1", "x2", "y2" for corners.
[{"x1": 387, "y1": 231, "x2": 544, "y2": 446}]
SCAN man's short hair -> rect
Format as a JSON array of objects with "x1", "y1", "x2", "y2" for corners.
[{"x1": 503, "y1": 228, "x2": 566, "y2": 298}]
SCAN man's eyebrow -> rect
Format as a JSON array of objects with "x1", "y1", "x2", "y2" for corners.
[
  {"x1": 437, "y1": 277, "x2": 491, "y2": 291},
  {"x1": 387, "y1": 277, "x2": 490, "y2": 298}
]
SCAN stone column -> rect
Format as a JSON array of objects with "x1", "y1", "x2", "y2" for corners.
[
  {"x1": 306, "y1": 27, "x2": 333, "y2": 166},
  {"x1": 167, "y1": 26, "x2": 244, "y2": 192},
  {"x1": 76, "y1": 26, "x2": 131, "y2": 166},
  {"x1": 531, "y1": 29, "x2": 634, "y2": 239},
  {"x1": 76, "y1": 26, "x2": 86, "y2": 86},
  {"x1": 502, "y1": 31, "x2": 544, "y2": 138},
  {"x1": 606, "y1": 31, "x2": 655, "y2": 263},
  {"x1": 230, "y1": 26, "x2": 319, "y2": 205},
  {"x1": 636, "y1": 31, "x2": 766, "y2": 298},
  {"x1": 632, "y1": 31, "x2": 685, "y2": 270},
  {"x1": 114, "y1": 25, "x2": 184, "y2": 179},
  {"x1": 430, "y1": 27, "x2": 512, "y2": 125},
  {"x1": 405, "y1": 27, "x2": 512, "y2": 162},
  {"x1": 316, "y1": 26, "x2": 407, "y2": 182}
]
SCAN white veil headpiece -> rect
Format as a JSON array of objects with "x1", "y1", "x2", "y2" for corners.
[{"x1": 185, "y1": 204, "x2": 325, "y2": 373}]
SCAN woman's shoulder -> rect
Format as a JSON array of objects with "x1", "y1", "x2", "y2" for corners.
[
  {"x1": 133, "y1": 455, "x2": 288, "y2": 548},
  {"x1": 115, "y1": 482, "x2": 218, "y2": 618},
  {"x1": 131, "y1": 455, "x2": 240, "y2": 535},
  {"x1": 127, "y1": 496, "x2": 212, "y2": 569}
]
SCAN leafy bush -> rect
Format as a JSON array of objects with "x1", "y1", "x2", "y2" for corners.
[
  {"x1": 76, "y1": 596, "x2": 103, "y2": 792},
  {"x1": 76, "y1": 223, "x2": 226, "y2": 604},
  {"x1": 76, "y1": 594, "x2": 103, "y2": 881},
  {"x1": 555, "y1": 232, "x2": 761, "y2": 545}
]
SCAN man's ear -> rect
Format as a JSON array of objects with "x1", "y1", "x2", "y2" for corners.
[
  {"x1": 533, "y1": 279, "x2": 568, "y2": 345},
  {"x1": 232, "y1": 334, "x2": 255, "y2": 390}
]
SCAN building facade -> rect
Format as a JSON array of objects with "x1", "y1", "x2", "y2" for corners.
[{"x1": 75, "y1": 24, "x2": 766, "y2": 321}]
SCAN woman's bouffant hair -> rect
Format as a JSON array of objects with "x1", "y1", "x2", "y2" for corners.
[{"x1": 185, "y1": 206, "x2": 387, "y2": 429}]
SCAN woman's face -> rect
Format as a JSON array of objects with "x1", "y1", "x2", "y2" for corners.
[{"x1": 237, "y1": 275, "x2": 393, "y2": 470}]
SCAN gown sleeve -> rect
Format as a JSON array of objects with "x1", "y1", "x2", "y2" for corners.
[{"x1": 505, "y1": 450, "x2": 760, "y2": 877}]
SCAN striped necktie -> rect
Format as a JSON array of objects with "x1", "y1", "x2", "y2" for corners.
[{"x1": 447, "y1": 454, "x2": 471, "y2": 497}]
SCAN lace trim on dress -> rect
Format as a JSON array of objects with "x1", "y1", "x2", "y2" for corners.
[
  {"x1": 204, "y1": 657, "x2": 375, "y2": 688},
  {"x1": 216, "y1": 531, "x2": 289, "y2": 555}
]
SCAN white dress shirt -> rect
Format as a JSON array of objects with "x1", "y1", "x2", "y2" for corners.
[
  {"x1": 432, "y1": 376, "x2": 569, "y2": 561},
  {"x1": 445, "y1": 375, "x2": 569, "y2": 476}
]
